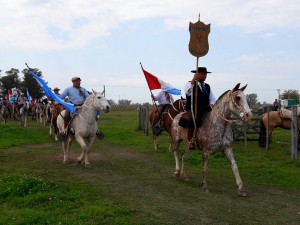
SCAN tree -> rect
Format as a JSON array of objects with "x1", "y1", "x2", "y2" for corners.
[
  {"x1": 21, "y1": 68, "x2": 44, "y2": 98},
  {"x1": 0, "y1": 68, "x2": 22, "y2": 91},
  {"x1": 280, "y1": 89, "x2": 300, "y2": 104},
  {"x1": 118, "y1": 99, "x2": 132, "y2": 106},
  {"x1": 246, "y1": 93, "x2": 258, "y2": 107}
]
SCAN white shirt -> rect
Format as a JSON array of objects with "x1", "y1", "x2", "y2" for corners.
[
  {"x1": 185, "y1": 81, "x2": 216, "y2": 105},
  {"x1": 153, "y1": 91, "x2": 174, "y2": 105}
]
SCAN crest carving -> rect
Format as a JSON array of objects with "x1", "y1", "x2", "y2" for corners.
[{"x1": 188, "y1": 21, "x2": 210, "y2": 57}]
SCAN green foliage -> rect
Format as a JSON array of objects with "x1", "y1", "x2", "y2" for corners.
[
  {"x1": 0, "y1": 122, "x2": 50, "y2": 148},
  {"x1": 0, "y1": 67, "x2": 44, "y2": 99},
  {"x1": 281, "y1": 89, "x2": 300, "y2": 104}
]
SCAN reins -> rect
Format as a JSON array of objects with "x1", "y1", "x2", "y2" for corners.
[
  {"x1": 167, "y1": 99, "x2": 186, "y2": 121},
  {"x1": 209, "y1": 91, "x2": 245, "y2": 124}
]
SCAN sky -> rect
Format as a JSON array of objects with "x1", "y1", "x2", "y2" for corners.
[{"x1": 1, "y1": 0, "x2": 300, "y2": 104}]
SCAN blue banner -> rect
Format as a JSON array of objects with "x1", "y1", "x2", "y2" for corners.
[{"x1": 29, "y1": 71, "x2": 76, "y2": 114}]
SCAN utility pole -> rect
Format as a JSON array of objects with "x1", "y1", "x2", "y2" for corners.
[{"x1": 277, "y1": 89, "x2": 281, "y2": 109}]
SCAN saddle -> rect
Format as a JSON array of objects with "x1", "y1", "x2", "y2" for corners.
[
  {"x1": 152, "y1": 105, "x2": 171, "y2": 135},
  {"x1": 178, "y1": 112, "x2": 202, "y2": 129},
  {"x1": 63, "y1": 106, "x2": 82, "y2": 132}
]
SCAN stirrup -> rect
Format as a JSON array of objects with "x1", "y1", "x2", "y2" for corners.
[{"x1": 58, "y1": 133, "x2": 66, "y2": 141}]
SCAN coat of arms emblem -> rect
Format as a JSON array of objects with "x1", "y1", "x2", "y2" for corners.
[{"x1": 188, "y1": 21, "x2": 210, "y2": 57}]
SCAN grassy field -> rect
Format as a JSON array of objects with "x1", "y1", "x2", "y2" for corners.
[{"x1": 0, "y1": 108, "x2": 299, "y2": 225}]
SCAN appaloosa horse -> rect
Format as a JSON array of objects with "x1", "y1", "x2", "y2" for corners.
[
  {"x1": 57, "y1": 90, "x2": 110, "y2": 167},
  {"x1": 170, "y1": 83, "x2": 253, "y2": 196},
  {"x1": 149, "y1": 98, "x2": 186, "y2": 150}
]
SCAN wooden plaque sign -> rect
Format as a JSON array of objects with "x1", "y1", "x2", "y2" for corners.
[{"x1": 188, "y1": 21, "x2": 210, "y2": 57}]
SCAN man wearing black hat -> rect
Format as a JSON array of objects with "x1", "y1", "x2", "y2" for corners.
[{"x1": 185, "y1": 67, "x2": 216, "y2": 149}]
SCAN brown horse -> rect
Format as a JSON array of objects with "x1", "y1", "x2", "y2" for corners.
[
  {"x1": 1, "y1": 106, "x2": 10, "y2": 123},
  {"x1": 258, "y1": 110, "x2": 300, "y2": 148},
  {"x1": 149, "y1": 98, "x2": 186, "y2": 150},
  {"x1": 170, "y1": 83, "x2": 253, "y2": 196},
  {"x1": 49, "y1": 104, "x2": 64, "y2": 141}
]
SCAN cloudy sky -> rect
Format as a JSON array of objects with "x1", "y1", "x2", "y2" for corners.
[{"x1": 1, "y1": 0, "x2": 300, "y2": 104}]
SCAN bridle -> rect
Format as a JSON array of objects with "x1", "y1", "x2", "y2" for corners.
[{"x1": 209, "y1": 90, "x2": 246, "y2": 124}]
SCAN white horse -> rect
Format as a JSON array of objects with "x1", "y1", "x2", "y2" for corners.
[
  {"x1": 57, "y1": 90, "x2": 111, "y2": 167},
  {"x1": 19, "y1": 101, "x2": 30, "y2": 127}
]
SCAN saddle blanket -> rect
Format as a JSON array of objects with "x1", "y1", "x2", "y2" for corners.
[{"x1": 279, "y1": 107, "x2": 300, "y2": 119}]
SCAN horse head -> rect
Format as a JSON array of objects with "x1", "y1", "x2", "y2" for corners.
[
  {"x1": 91, "y1": 89, "x2": 111, "y2": 113},
  {"x1": 228, "y1": 83, "x2": 252, "y2": 122}
]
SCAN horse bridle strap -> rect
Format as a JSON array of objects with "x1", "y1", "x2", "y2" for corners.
[{"x1": 209, "y1": 92, "x2": 244, "y2": 124}]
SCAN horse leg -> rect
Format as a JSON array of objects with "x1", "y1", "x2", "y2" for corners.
[
  {"x1": 201, "y1": 151, "x2": 209, "y2": 193},
  {"x1": 62, "y1": 136, "x2": 72, "y2": 163},
  {"x1": 49, "y1": 116, "x2": 53, "y2": 137},
  {"x1": 54, "y1": 125, "x2": 59, "y2": 141},
  {"x1": 180, "y1": 145, "x2": 190, "y2": 181},
  {"x1": 168, "y1": 135, "x2": 172, "y2": 152},
  {"x1": 153, "y1": 133, "x2": 158, "y2": 150},
  {"x1": 172, "y1": 142, "x2": 181, "y2": 178},
  {"x1": 24, "y1": 115, "x2": 27, "y2": 127},
  {"x1": 61, "y1": 140, "x2": 68, "y2": 163},
  {"x1": 83, "y1": 136, "x2": 96, "y2": 167},
  {"x1": 76, "y1": 136, "x2": 91, "y2": 167},
  {"x1": 224, "y1": 147, "x2": 247, "y2": 197}
]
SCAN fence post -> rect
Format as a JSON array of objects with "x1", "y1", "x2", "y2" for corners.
[
  {"x1": 243, "y1": 120, "x2": 247, "y2": 149},
  {"x1": 266, "y1": 106, "x2": 270, "y2": 151},
  {"x1": 291, "y1": 106, "x2": 298, "y2": 160},
  {"x1": 137, "y1": 106, "x2": 149, "y2": 136}
]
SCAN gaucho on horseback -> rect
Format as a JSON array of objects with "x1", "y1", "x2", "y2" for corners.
[
  {"x1": 184, "y1": 67, "x2": 216, "y2": 150},
  {"x1": 59, "y1": 76, "x2": 104, "y2": 140},
  {"x1": 151, "y1": 90, "x2": 174, "y2": 135}
]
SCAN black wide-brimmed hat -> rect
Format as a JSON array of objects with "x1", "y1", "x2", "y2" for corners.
[{"x1": 191, "y1": 67, "x2": 211, "y2": 73}]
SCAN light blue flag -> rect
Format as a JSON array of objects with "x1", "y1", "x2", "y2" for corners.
[
  {"x1": 26, "y1": 88, "x2": 32, "y2": 105},
  {"x1": 29, "y1": 71, "x2": 76, "y2": 114}
]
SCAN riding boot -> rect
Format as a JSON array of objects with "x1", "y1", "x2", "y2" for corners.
[{"x1": 187, "y1": 128, "x2": 196, "y2": 150}]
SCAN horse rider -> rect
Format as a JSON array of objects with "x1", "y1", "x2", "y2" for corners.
[
  {"x1": 1, "y1": 98, "x2": 11, "y2": 114},
  {"x1": 185, "y1": 67, "x2": 216, "y2": 150},
  {"x1": 47, "y1": 87, "x2": 62, "y2": 124},
  {"x1": 17, "y1": 93, "x2": 26, "y2": 110},
  {"x1": 151, "y1": 90, "x2": 174, "y2": 132},
  {"x1": 60, "y1": 76, "x2": 104, "y2": 139}
]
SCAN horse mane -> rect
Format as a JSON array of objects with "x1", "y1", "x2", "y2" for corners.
[
  {"x1": 216, "y1": 90, "x2": 230, "y2": 103},
  {"x1": 84, "y1": 93, "x2": 96, "y2": 105}
]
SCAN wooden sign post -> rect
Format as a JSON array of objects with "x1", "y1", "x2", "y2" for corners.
[{"x1": 188, "y1": 14, "x2": 210, "y2": 128}]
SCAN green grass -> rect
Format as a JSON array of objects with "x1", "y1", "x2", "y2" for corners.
[{"x1": 0, "y1": 108, "x2": 299, "y2": 224}]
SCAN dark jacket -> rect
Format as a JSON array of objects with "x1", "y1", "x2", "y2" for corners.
[{"x1": 186, "y1": 82, "x2": 212, "y2": 127}]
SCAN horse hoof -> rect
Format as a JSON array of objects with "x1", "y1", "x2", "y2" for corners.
[
  {"x1": 201, "y1": 187, "x2": 209, "y2": 193},
  {"x1": 77, "y1": 157, "x2": 84, "y2": 164},
  {"x1": 85, "y1": 163, "x2": 91, "y2": 168},
  {"x1": 173, "y1": 171, "x2": 180, "y2": 179},
  {"x1": 238, "y1": 190, "x2": 248, "y2": 197}
]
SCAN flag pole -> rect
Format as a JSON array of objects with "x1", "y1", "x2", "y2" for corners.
[{"x1": 140, "y1": 62, "x2": 160, "y2": 114}]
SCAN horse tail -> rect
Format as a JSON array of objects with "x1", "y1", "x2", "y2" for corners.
[{"x1": 258, "y1": 116, "x2": 266, "y2": 148}]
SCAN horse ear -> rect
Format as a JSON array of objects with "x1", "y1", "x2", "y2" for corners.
[
  {"x1": 92, "y1": 89, "x2": 96, "y2": 94},
  {"x1": 240, "y1": 84, "x2": 248, "y2": 91},
  {"x1": 232, "y1": 83, "x2": 241, "y2": 92}
]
